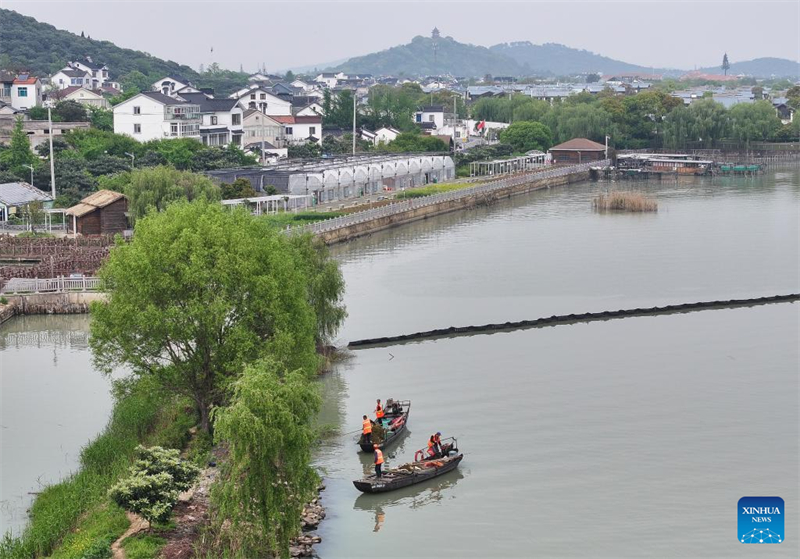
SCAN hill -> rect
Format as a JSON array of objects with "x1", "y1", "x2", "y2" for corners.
[
  {"x1": 330, "y1": 35, "x2": 524, "y2": 77},
  {"x1": 698, "y1": 57, "x2": 800, "y2": 78},
  {"x1": 0, "y1": 9, "x2": 249, "y2": 96},
  {"x1": 0, "y1": 9, "x2": 199, "y2": 82},
  {"x1": 489, "y1": 42, "x2": 677, "y2": 77}
]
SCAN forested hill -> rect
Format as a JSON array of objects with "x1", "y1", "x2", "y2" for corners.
[
  {"x1": 489, "y1": 42, "x2": 675, "y2": 77},
  {"x1": 0, "y1": 9, "x2": 250, "y2": 96},
  {"x1": 698, "y1": 57, "x2": 800, "y2": 78},
  {"x1": 0, "y1": 9, "x2": 198, "y2": 81},
  {"x1": 331, "y1": 35, "x2": 525, "y2": 77}
]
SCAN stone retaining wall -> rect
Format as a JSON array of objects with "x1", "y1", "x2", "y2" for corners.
[
  {"x1": 0, "y1": 292, "x2": 107, "y2": 323},
  {"x1": 318, "y1": 170, "x2": 589, "y2": 244}
]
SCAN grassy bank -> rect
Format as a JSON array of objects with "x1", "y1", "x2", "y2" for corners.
[
  {"x1": 0, "y1": 378, "x2": 197, "y2": 559},
  {"x1": 395, "y1": 182, "x2": 477, "y2": 199},
  {"x1": 261, "y1": 210, "x2": 344, "y2": 228}
]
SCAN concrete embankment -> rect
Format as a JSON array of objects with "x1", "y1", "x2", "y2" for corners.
[
  {"x1": 317, "y1": 170, "x2": 590, "y2": 244},
  {"x1": 0, "y1": 292, "x2": 107, "y2": 324}
]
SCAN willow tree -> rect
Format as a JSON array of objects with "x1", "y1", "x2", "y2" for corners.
[
  {"x1": 90, "y1": 201, "x2": 324, "y2": 432},
  {"x1": 212, "y1": 359, "x2": 321, "y2": 556}
]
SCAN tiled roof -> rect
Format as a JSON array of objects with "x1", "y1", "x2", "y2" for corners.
[
  {"x1": 66, "y1": 190, "x2": 125, "y2": 217},
  {"x1": 550, "y1": 138, "x2": 606, "y2": 151},
  {"x1": 140, "y1": 91, "x2": 189, "y2": 106}
]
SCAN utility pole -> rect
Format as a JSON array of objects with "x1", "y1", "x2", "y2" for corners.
[
  {"x1": 260, "y1": 115, "x2": 265, "y2": 165},
  {"x1": 24, "y1": 164, "x2": 34, "y2": 187},
  {"x1": 352, "y1": 93, "x2": 357, "y2": 155},
  {"x1": 125, "y1": 152, "x2": 135, "y2": 169},
  {"x1": 605, "y1": 135, "x2": 610, "y2": 159},
  {"x1": 48, "y1": 106, "x2": 56, "y2": 199}
]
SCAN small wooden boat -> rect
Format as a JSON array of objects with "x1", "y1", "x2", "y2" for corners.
[
  {"x1": 353, "y1": 453, "x2": 464, "y2": 494},
  {"x1": 358, "y1": 399, "x2": 410, "y2": 453}
]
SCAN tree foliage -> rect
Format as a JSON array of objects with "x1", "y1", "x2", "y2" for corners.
[
  {"x1": 90, "y1": 201, "x2": 332, "y2": 432},
  {"x1": 0, "y1": 117, "x2": 37, "y2": 180},
  {"x1": 380, "y1": 132, "x2": 447, "y2": 153},
  {"x1": 119, "y1": 166, "x2": 221, "y2": 223},
  {"x1": 220, "y1": 177, "x2": 256, "y2": 200},
  {"x1": 211, "y1": 359, "x2": 321, "y2": 556},
  {"x1": 498, "y1": 121, "x2": 553, "y2": 152}
]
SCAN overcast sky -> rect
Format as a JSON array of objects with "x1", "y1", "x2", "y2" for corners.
[{"x1": 6, "y1": 1, "x2": 799, "y2": 73}]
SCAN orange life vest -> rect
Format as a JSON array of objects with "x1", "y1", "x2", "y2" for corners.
[
  {"x1": 427, "y1": 440, "x2": 434, "y2": 449},
  {"x1": 433, "y1": 434, "x2": 441, "y2": 445},
  {"x1": 374, "y1": 448, "x2": 384, "y2": 465},
  {"x1": 375, "y1": 403, "x2": 384, "y2": 419},
  {"x1": 363, "y1": 419, "x2": 372, "y2": 435}
]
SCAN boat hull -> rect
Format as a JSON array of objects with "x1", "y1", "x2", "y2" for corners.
[
  {"x1": 358, "y1": 403, "x2": 410, "y2": 453},
  {"x1": 353, "y1": 454, "x2": 464, "y2": 493}
]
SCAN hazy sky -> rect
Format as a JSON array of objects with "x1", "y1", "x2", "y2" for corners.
[{"x1": 6, "y1": 1, "x2": 800, "y2": 73}]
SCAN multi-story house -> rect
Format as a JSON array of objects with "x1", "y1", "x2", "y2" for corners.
[
  {"x1": 54, "y1": 86, "x2": 110, "y2": 108},
  {"x1": 414, "y1": 106, "x2": 445, "y2": 130},
  {"x1": 229, "y1": 85, "x2": 291, "y2": 117},
  {"x1": 152, "y1": 76, "x2": 194, "y2": 97},
  {"x1": 177, "y1": 92, "x2": 244, "y2": 147},
  {"x1": 271, "y1": 115, "x2": 322, "y2": 145},
  {"x1": 0, "y1": 73, "x2": 43, "y2": 110},
  {"x1": 242, "y1": 108, "x2": 286, "y2": 156},
  {"x1": 51, "y1": 68, "x2": 93, "y2": 90},
  {"x1": 113, "y1": 91, "x2": 201, "y2": 142},
  {"x1": 69, "y1": 58, "x2": 110, "y2": 89}
]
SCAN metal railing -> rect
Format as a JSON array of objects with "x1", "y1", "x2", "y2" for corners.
[
  {"x1": 296, "y1": 161, "x2": 607, "y2": 236},
  {"x1": 1, "y1": 276, "x2": 102, "y2": 294}
]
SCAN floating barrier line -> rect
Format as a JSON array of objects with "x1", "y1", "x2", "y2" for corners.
[{"x1": 347, "y1": 294, "x2": 800, "y2": 349}]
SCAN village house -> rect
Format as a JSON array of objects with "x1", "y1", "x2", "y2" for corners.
[
  {"x1": 0, "y1": 72, "x2": 42, "y2": 110},
  {"x1": 152, "y1": 76, "x2": 194, "y2": 97},
  {"x1": 68, "y1": 58, "x2": 111, "y2": 89},
  {"x1": 414, "y1": 106, "x2": 445, "y2": 129},
  {"x1": 229, "y1": 85, "x2": 292, "y2": 116},
  {"x1": 53, "y1": 86, "x2": 110, "y2": 108},
  {"x1": 0, "y1": 119, "x2": 90, "y2": 150},
  {"x1": 772, "y1": 97, "x2": 795, "y2": 124},
  {"x1": 66, "y1": 190, "x2": 128, "y2": 236},
  {"x1": 374, "y1": 126, "x2": 401, "y2": 145},
  {"x1": 113, "y1": 91, "x2": 201, "y2": 142},
  {"x1": 50, "y1": 67, "x2": 93, "y2": 90},
  {"x1": 177, "y1": 92, "x2": 244, "y2": 147},
  {"x1": 271, "y1": 115, "x2": 322, "y2": 144},
  {"x1": 314, "y1": 72, "x2": 345, "y2": 89},
  {"x1": 293, "y1": 101, "x2": 324, "y2": 117}
]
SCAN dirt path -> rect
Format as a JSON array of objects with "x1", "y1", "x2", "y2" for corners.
[{"x1": 111, "y1": 512, "x2": 148, "y2": 559}]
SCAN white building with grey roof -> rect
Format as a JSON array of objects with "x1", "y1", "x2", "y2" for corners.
[{"x1": 113, "y1": 91, "x2": 201, "y2": 142}]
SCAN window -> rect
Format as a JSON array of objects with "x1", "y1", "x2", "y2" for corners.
[
  {"x1": 285, "y1": 127, "x2": 293, "y2": 135},
  {"x1": 260, "y1": 93, "x2": 266, "y2": 100},
  {"x1": 211, "y1": 116, "x2": 218, "y2": 125},
  {"x1": 2, "y1": 85, "x2": 11, "y2": 96},
  {"x1": 134, "y1": 123, "x2": 141, "y2": 134},
  {"x1": 309, "y1": 126, "x2": 316, "y2": 135},
  {"x1": 250, "y1": 93, "x2": 256, "y2": 99},
  {"x1": 231, "y1": 113, "x2": 241, "y2": 126},
  {"x1": 18, "y1": 87, "x2": 28, "y2": 97},
  {"x1": 428, "y1": 115, "x2": 435, "y2": 122},
  {"x1": 415, "y1": 114, "x2": 422, "y2": 123},
  {"x1": 133, "y1": 106, "x2": 141, "y2": 115},
  {"x1": 171, "y1": 123, "x2": 178, "y2": 136}
]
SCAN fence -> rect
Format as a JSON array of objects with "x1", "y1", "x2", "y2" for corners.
[
  {"x1": 1, "y1": 276, "x2": 102, "y2": 294},
  {"x1": 297, "y1": 161, "x2": 606, "y2": 236}
]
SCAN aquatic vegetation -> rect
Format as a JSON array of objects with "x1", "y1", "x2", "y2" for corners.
[{"x1": 593, "y1": 191, "x2": 658, "y2": 212}]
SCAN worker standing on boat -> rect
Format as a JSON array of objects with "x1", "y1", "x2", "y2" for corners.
[
  {"x1": 362, "y1": 415, "x2": 372, "y2": 444},
  {"x1": 373, "y1": 443, "x2": 384, "y2": 478},
  {"x1": 427, "y1": 435, "x2": 437, "y2": 458},
  {"x1": 433, "y1": 432, "x2": 442, "y2": 456},
  {"x1": 375, "y1": 399, "x2": 384, "y2": 423}
]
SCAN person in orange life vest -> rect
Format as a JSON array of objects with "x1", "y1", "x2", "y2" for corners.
[
  {"x1": 362, "y1": 415, "x2": 372, "y2": 444},
  {"x1": 375, "y1": 399, "x2": 384, "y2": 422},
  {"x1": 427, "y1": 435, "x2": 437, "y2": 458},
  {"x1": 373, "y1": 443, "x2": 384, "y2": 477}
]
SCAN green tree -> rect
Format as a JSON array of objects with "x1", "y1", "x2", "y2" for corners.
[
  {"x1": 785, "y1": 85, "x2": 800, "y2": 110},
  {"x1": 728, "y1": 100, "x2": 781, "y2": 146},
  {"x1": 121, "y1": 166, "x2": 220, "y2": 223},
  {"x1": 220, "y1": 177, "x2": 256, "y2": 200},
  {"x1": 212, "y1": 359, "x2": 321, "y2": 557},
  {"x1": 381, "y1": 132, "x2": 447, "y2": 153},
  {"x1": 284, "y1": 70, "x2": 295, "y2": 82},
  {"x1": 53, "y1": 100, "x2": 88, "y2": 122},
  {"x1": 722, "y1": 53, "x2": 731, "y2": 75},
  {"x1": 499, "y1": 121, "x2": 553, "y2": 152},
  {"x1": 287, "y1": 142, "x2": 322, "y2": 159},
  {"x1": 90, "y1": 201, "x2": 322, "y2": 432},
  {"x1": 1, "y1": 116, "x2": 37, "y2": 179},
  {"x1": 88, "y1": 106, "x2": 114, "y2": 131}
]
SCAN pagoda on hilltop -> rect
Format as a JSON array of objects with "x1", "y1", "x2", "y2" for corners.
[{"x1": 432, "y1": 27, "x2": 441, "y2": 39}]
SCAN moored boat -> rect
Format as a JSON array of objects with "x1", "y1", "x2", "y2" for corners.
[
  {"x1": 358, "y1": 399, "x2": 410, "y2": 453},
  {"x1": 353, "y1": 452, "x2": 464, "y2": 494}
]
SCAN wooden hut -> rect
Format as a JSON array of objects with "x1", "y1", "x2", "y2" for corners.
[
  {"x1": 548, "y1": 138, "x2": 606, "y2": 164},
  {"x1": 66, "y1": 190, "x2": 128, "y2": 235}
]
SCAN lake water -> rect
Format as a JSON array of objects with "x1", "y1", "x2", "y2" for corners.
[
  {"x1": 1, "y1": 169, "x2": 798, "y2": 557},
  {"x1": 0, "y1": 315, "x2": 116, "y2": 536},
  {"x1": 315, "y1": 169, "x2": 799, "y2": 558}
]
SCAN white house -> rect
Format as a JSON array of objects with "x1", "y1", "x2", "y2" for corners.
[
  {"x1": 230, "y1": 86, "x2": 291, "y2": 116},
  {"x1": 152, "y1": 76, "x2": 193, "y2": 97},
  {"x1": 5, "y1": 74, "x2": 42, "y2": 110},
  {"x1": 293, "y1": 101, "x2": 324, "y2": 117},
  {"x1": 272, "y1": 115, "x2": 322, "y2": 144},
  {"x1": 314, "y1": 72, "x2": 345, "y2": 89},
  {"x1": 374, "y1": 127, "x2": 401, "y2": 145},
  {"x1": 290, "y1": 79, "x2": 312, "y2": 91},
  {"x1": 55, "y1": 86, "x2": 109, "y2": 108},
  {"x1": 178, "y1": 92, "x2": 244, "y2": 147},
  {"x1": 360, "y1": 129, "x2": 377, "y2": 144},
  {"x1": 414, "y1": 106, "x2": 445, "y2": 129},
  {"x1": 69, "y1": 58, "x2": 110, "y2": 89},
  {"x1": 51, "y1": 68, "x2": 93, "y2": 90},
  {"x1": 113, "y1": 91, "x2": 201, "y2": 142}
]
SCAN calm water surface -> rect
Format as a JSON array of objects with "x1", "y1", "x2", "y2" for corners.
[
  {"x1": 0, "y1": 315, "x2": 117, "y2": 535},
  {"x1": 1, "y1": 170, "x2": 798, "y2": 557},
  {"x1": 316, "y1": 169, "x2": 799, "y2": 558}
]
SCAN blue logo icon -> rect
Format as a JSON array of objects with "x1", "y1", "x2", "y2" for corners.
[{"x1": 738, "y1": 496, "x2": 784, "y2": 543}]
